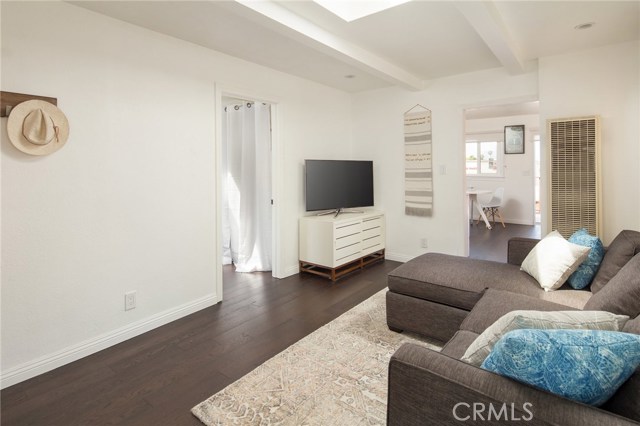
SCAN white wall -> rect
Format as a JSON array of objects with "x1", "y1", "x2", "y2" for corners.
[
  {"x1": 466, "y1": 113, "x2": 539, "y2": 225},
  {"x1": 1, "y1": 1, "x2": 352, "y2": 386},
  {"x1": 353, "y1": 40, "x2": 640, "y2": 260},
  {"x1": 538, "y1": 40, "x2": 640, "y2": 244},
  {"x1": 352, "y1": 69, "x2": 539, "y2": 261}
]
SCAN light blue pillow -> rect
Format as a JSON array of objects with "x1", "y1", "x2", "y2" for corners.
[
  {"x1": 568, "y1": 228, "x2": 605, "y2": 289},
  {"x1": 481, "y1": 329, "x2": 640, "y2": 406}
]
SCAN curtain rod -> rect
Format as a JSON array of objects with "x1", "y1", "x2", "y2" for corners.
[{"x1": 224, "y1": 101, "x2": 269, "y2": 111}]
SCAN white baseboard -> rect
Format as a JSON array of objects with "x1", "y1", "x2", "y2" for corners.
[
  {"x1": 503, "y1": 218, "x2": 536, "y2": 226},
  {"x1": 385, "y1": 252, "x2": 414, "y2": 263},
  {"x1": 471, "y1": 217, "x2": 535, "y2": 226},
  {"x1": 282, "y1": 264, "x2": 300, "y2": 278},
  {"x1": 1, "y1": 293, "x2": 220, "y2": 389}
]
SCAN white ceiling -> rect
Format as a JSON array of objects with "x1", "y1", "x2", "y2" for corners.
[
  {"x1": 72, "y1": 1, "x2": 640, "y2": 93},
  {"x1": 465, "y1": 101, "x2": 539, "y2": 120}
]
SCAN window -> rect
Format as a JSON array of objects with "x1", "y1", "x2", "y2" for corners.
[{"x1": 466, "y1": 138, "x2": 503, "y2": 176}]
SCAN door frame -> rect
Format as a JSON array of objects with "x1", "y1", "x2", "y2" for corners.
[
  {"x1": 214, "y1": 83, "x2": 283, "y2": 302},
  {"x1": 460, "y1": 95, "x2": 539, "y2": 257}
]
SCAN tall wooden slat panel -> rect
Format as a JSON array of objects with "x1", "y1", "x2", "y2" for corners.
[{"x1": 548, "y1": 116, "x2": 601, "y2": 238}]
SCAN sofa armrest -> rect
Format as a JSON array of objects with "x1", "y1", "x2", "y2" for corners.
[
  {"x1": 507, "y1": 237, "x2": 540, "y2": 266},
  {"x1": 388, "y1": 343, "x2": 638, "y2": 426}
]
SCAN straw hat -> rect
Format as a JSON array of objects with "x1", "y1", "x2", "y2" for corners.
[{"x1": 7, "y1": 100, "x2": 69, "y2": 156}]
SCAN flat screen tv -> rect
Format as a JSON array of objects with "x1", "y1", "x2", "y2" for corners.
[{"x1": 305, "y1": 160, "x2": 374, "y2": 212}]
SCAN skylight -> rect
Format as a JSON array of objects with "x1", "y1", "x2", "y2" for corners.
[{"x1": 313, "y1": 0, "x2": 412, "y2": 22}]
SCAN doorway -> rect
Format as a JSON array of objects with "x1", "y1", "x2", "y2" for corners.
[
  {"x1": 533, "y1": 134, "x2": 541, "y2": 224},
  {"x1": 221, "y1": 97, "x2": 273, "y2": 274},
  {"x1": 463, "y1": 100, "x2": 541, "y2": 260}
]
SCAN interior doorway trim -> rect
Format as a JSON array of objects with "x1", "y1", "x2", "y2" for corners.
[
  {"x1": 459, "y1": 94, "x2": 539, "y2": 257},
  {"x1": 214, "y1": 83, "x2": 283, "y2": 302}
]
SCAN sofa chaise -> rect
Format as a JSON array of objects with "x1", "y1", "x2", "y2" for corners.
[{"x1": 386, "y1": 230, "x2": 640, "y2": 425}]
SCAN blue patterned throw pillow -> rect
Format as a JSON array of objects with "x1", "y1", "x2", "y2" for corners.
[
  {"x1": 481, "y1": 329, "x2": 640, "y2": 406},
  {"x1": 567, "y1": 228, "x2": 605, "y2": 289}
]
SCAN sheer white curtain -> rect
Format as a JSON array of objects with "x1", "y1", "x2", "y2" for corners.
[{"x1": 221, "y1": 102, "x2": 272, "y2": 272}]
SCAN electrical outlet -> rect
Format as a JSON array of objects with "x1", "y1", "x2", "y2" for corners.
[
  {"x1": 420, "y1": 238, "x2": 428, "y2": 249},
  {"x1": 125, "y1": 291, "x2": 136, "y2": 311}
]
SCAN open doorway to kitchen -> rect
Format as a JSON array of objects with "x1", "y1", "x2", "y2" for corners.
[{"x1": 464, "y1": 101, "x2": 541, "y2": 262}]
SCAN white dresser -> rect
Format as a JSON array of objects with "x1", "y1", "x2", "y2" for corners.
[{"x1": 299, "y1": 211, "x2": 385, "y2": 281}]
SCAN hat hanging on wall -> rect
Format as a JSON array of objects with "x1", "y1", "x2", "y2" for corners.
[{"x1": 7, "y1": 100, "x2": 69, "y2": 156}]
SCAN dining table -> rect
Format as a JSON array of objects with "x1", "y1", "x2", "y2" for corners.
[{"x1": 466, "y1": 188, "x2": 493, "y2": 229}]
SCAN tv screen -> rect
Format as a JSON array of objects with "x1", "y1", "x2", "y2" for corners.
[{"x1": 305, "y1": 160, "x2": 374, "y2": 212}]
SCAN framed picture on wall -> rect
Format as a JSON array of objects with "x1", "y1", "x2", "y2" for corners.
[{"x1": 504, "y1": 125, "x2": 525, "y2": 154}]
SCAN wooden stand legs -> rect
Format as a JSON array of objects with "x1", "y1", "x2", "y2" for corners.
[{"x1": 299, "y1": 249, "x2": 385, "y2": 282}]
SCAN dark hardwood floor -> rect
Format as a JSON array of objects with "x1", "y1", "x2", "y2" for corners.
[
  {"x1": 469, "y1": 222, "x2": 541, "y2": 262},
  {"x1": 1, "y1": 261, "x2": 398, "y2": 426},
  {"x1": 2, "y1": 225, "x2": 539, "y2": 425}
]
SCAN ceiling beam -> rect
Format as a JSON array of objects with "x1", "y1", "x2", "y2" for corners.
[
  {"x1": 230, "y1": 0, "x2": 424, "y2": 90},
  {"x1": 455, "y1": 1, "x2": 525, "y2": 74}
]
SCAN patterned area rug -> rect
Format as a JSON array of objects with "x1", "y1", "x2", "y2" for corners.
[{"x1": 192, "y1": 289, "x2": 441, "y2": 425}]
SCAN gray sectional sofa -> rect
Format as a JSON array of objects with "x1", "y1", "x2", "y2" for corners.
[{"x1": 386, "y1": 230, "x2": 640, "y2": 425}]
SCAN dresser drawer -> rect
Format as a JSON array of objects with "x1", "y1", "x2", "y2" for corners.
[
  {"x1": 335, "y1": 246, "x2": 363, "y2": 266},
  {"x1": 362, "y1": 235, "x2": 383, "y2": 254},
  {"x1": 336, "y1": 232, "x2": 362, "y2": 250},
  {"x1": 362, "y1": 225, "x2": 382, "y2": 240},
  {"x1": 362, "y1": 216, "x2": 383, "y2": 231},
  {"x1": 334, "y1": 220, "x2": 361, "y2": 238}
]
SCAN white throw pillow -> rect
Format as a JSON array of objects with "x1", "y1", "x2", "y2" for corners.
[
  {"x1": 461, "y1": 310, "x2": 630, "y2": 366},
  {"x1": 520, "y1": 230, "x2": 591, "y2": 291}
]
